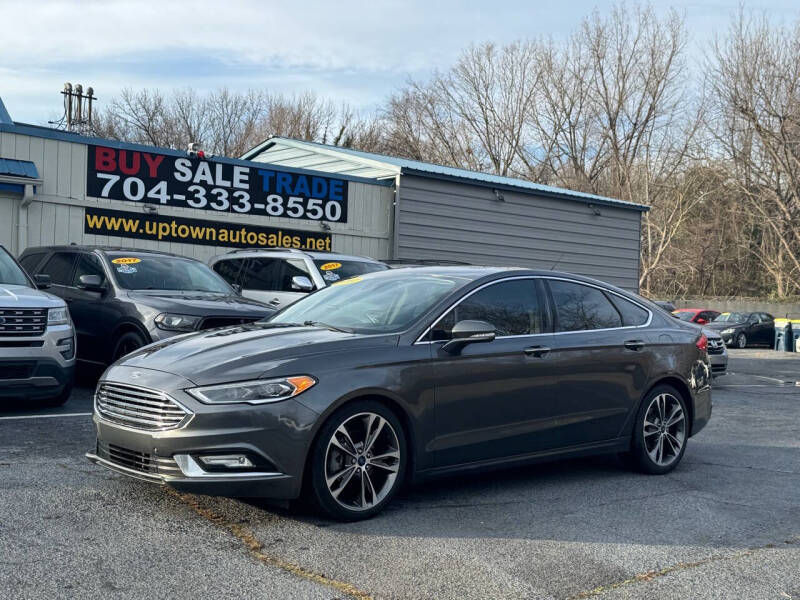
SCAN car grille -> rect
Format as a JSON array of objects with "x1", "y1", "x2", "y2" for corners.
[
  {"x1": 199, "y1": 316, "x2": 261, "y2": 330},
  {"x1": 95, "y1": 382, "x2": 190, "y2": 431},
  {"x1": 96, "y1": 441, "x2": 182, "y2": 477},
  {"x1": 707, "y1": 339, "x2": 725, "y2": 355},
  {"x1": 0, "y1": 308, "x2": 47, "y2": 337}
]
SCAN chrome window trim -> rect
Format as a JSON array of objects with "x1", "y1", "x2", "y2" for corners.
[{"x1": 414, "y1": 275, "x2": 653, "y2": 345}]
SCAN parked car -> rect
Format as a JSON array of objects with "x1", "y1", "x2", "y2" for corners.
[
  {"x1": 209, "y1": 248, "x2": 388, "y2": 310},
  {"x1": 87, "y1": 267, "x2": 712, "y2": 520},
  {"x1": 19, "y1": 246, "x2": 276, "y2": 365},
  {"x1": 703, "y1": 328, "x2": 728, "y2": 376},
  {"x1": 0, "y1": 245, "x2": 75, "y2": 405},
  {"x1": 705, "y1": 311, "x2": 775, "y2": 349},
  {"x1": 672, "y1": 308, "x2": 721, "y2": 325}
]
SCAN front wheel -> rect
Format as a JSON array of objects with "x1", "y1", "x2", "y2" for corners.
[
  {"x1": 308, "y1": 400, "x2": 406, "y2": 521},
  {"x1": 626, "y1": 385, "x2": 688, "y2": 475},
  {"x1": 736, "y1": 333, "x2": 747, "y2": 349},
  {"x1": 112, "y1": 331, "x2": 146, "y2": 362}
]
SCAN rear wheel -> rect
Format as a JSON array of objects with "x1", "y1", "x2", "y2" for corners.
[
  {"x1": 626, "y1": 385, "x2": 688, "y2": 475},
  {"x1": 308, "y1": 400, "x2": 406, "y2": 521},
  {"x1": 112, "y1": 331, "x2": 147, "y2": 362},
  {"x1": 736, "y1": 333, "x2": 747, "y2": 349}
]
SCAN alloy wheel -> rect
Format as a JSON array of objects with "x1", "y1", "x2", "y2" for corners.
[
  {"x1": 737, "y1": 333, "x2": 747, "y2": 349},
  {"x1": 642, "y1": 393, "x2": 686, "y2": 467},
  {"x1": 324, "y1": 412, "x2": 401, "y2": 511}
]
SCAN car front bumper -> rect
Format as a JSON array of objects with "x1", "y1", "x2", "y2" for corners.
[
  {"x1": 85, "y1": 365, "x2": 321, "y2": 499},
  {"x1": 0, "y1": 324, "x2": 75, "y2": 400}
]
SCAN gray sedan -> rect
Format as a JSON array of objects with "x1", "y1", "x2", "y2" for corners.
[{"x1": 87, "y1": 267, "x2": 712, "y2": 520}]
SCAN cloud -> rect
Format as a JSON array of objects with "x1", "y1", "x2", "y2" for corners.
[{"x1": 1, "y1": 0, "x2": 797, "y2": 123}]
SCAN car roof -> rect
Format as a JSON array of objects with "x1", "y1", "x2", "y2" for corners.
[
  {"x1": 211, "y1": 248, "x2": 383, "y2": 263},
  {"x1": 21, "y1": 245, "x2": 187, "y2": 259}
]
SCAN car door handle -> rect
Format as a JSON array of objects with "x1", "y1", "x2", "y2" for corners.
[
  {"x1": 523, "y1": 346, "x2": 550, "y2": 358},
  {"x1": 267, "y1": 298, "x2": 281, "y2": 306},
  {"x1": 624, "y1": 340, "x2": 646, "y2": 351}
]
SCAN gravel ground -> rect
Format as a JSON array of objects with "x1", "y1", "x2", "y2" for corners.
[{"x1": 1, "y1": 349, "x2": 798, "y2": 599}]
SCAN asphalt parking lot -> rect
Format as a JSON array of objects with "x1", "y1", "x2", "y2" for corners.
[{"x1": 1, "y1": 350, "x2": 798, "y2": 600}]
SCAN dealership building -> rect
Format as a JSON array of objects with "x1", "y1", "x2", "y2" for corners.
[{"x1": 0, "y1": 96, "x2": 647, "y2": 290}]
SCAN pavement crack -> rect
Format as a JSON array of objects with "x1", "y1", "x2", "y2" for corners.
[
  {"x1": 566, "y1": 536, "x2": 800, "y2": 599},
  {"x1": 166, "y1": 488, "x2": 373, "y2": 600}
]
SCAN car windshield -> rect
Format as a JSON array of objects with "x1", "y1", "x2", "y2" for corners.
[
  {"x1": 313, "y1": 259, "x2": 388, "y2": 284},
  {"x1": 673, "y1": 311, "x2": 696, "y2": 321},
  {"x1": 0, "y1": 247, "x2": 31, "y2": 287},
  {"x1": 108, "y1": 253, "x2": 232, "y2": 293},
  {"x1": 713, "y1": 312, "x2": 747, "y2": 323},
  {"x1": 270, "y1": 271, "x2": 470, "y2": 333}
]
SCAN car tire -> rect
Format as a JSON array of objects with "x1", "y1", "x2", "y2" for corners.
[
  {"x1": 626, "y1": 385, "x2": 689, "y2": 475},
  {"x1": 42, "y1": 383, "x2": 72, "y2": 407},
  {"x1": 112, "y1": 331, "x2": 147, "y2": 362},
  {"x1": 736, "y1": 333, "x2": 747, "y2": 349},
  {"x1": 308, "y1": 400, "x2": 407, "y2": 521}
]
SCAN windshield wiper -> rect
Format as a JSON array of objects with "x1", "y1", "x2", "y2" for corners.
[{"x1": 302, "y1": 320, "x2": 353, "y2": 333}]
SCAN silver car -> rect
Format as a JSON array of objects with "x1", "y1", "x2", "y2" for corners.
[
  {"x1": 0, "y1": 245, "x2": 75, "y2": 405},
  {"x1": 704, "y1": 328, "x2": 728, "y2": 377}
]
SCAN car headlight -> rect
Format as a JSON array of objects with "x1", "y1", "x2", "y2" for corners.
[
  {"x1": 721, "y1": 328, "x2": 735, "y2": 335},
  {"x1": 48, "y1": 306, "x2": 70, "y2": 326},
  {"x1": 186, "y1": 376, "x2": 316, "y2": 405},
  {"x1": 154, "y1": 313, "x2": 202, "y2": 332}
]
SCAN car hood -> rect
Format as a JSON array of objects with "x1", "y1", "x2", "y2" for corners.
[
  {"x1": 0, "y1": 284, "x2": 66, "y2": 308},
  {"x1": 116, "y1": 323, "x2": 397, "y2": 385},
  {"x1": 125, "y1": 290, "x2": 273, "y2": 316},
  {"x1": 705, "y1": 321, "x2": 746, "y2": 331}
]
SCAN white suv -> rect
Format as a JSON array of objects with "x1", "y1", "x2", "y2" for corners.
[{"x1": 209, "y1": 249, "x2": 388, "y2": 310}]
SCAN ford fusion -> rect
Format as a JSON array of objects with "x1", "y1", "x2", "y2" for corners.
[{"x1": 87, "y1": 267, "x2": 712, "y2": 520}]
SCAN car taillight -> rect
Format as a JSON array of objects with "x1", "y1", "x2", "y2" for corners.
[{"x1": 696, "y1": 333, "x2": 708, "y2": 352}]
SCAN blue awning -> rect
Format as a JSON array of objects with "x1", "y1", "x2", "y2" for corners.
[{"x1": 0, "y1": 158, "x2": 39, "y2": 179}]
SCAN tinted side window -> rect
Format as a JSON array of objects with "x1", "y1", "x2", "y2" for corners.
[
  {"x1": 430, "y1": 279, "x2": 542, "y2": 340},
  {"x1": 72, "y1": 254, "x2": 106, "y2": 287},
  {"x1": 212, "y1": 258, "x2": 245, "y2": 286},
  {"x1": 40, "y1": 253, "x2": 76, "y2": 286},
  {"x1": 19, "y1": 252, "x2": 46, "y2": 274},
  {"x1": 239, "y1": 258, "x2": 281, "y2": 291},
  {"x1": 549, "y1": 280, "x2": 622, "y2": 332},
  {"x1": 608, "y1": 294, "x2": 649, "y2": 326},
  {"x1": 239, "y1": 258, "x2": 311, "y2": 292}
]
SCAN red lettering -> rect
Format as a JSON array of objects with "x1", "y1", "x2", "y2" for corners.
[
  {"x1": 142, "y1": 153, "x2": 164, "y2": 178},
  {"x1": 95, "y1": 147, "x2": 116, "y2": 171},
  {"x1": 118, "y1": 150, "x2": 141, "y2": 175}
]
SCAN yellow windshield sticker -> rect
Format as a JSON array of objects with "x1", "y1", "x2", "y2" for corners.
[
  {"x1": 332, "y1": 276, "x2": 362, "y2": 286},
  {"x1": 320, "y1": 262, "x2": 342, "y2": 271},
  {"x1": 111, "y1": 257, "x2": 141, "y2": 264}
]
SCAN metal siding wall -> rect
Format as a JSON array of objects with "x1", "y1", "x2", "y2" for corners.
[
  {"x1": 0, "y1": 195, "x2": 16, "y2": 252},
  {"x1": 396, "y1": 175, "x2": 642, "y2": 290},
  {"x1": 0, "y1": 132, "x2": 393, "y2": 263}
]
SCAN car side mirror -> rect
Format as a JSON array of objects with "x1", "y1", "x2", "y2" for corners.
[
  {"x1": 442, "y1": 320, "x2": 496, "y2": 354},
  {"x1": 697, "y1": 318, "x2": 707, "y2": 325},
  {"x1": 291, "y1": 275, "x2": 314, "y2": 292},
  {"x1": 77, "y1": 274, "x2": 105, "y2": 292},
  {"x1": 33, "y1": 274, "x2": 51, "y2": 289}
]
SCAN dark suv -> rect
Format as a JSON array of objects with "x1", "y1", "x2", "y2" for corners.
[{"x1": 19, "y1": 246, "x2": 275, "y2": 365}]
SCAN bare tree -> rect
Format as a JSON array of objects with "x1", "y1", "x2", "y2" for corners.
[{"x1": 708, "y1": 10, "x2": 800, "y2": 296}]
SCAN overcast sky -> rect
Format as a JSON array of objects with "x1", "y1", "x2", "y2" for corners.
[{"x1": 1, "y1": 0, "x2": 798, "y2": 124}]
